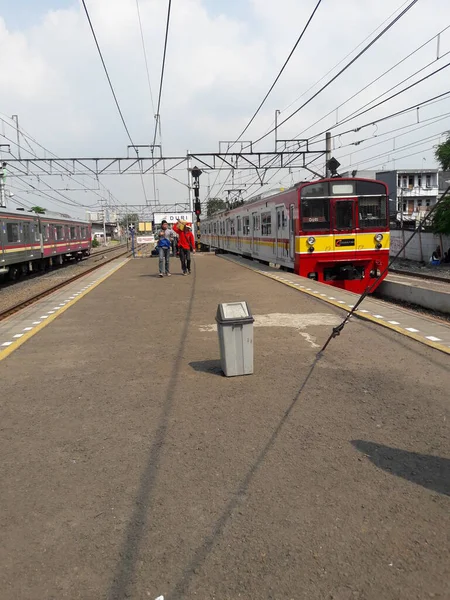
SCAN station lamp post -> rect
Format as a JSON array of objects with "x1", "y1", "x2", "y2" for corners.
[{"x1": 191, "y1": 166, "x2": 202, "y2": 251}]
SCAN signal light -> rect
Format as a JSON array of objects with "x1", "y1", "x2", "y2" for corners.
[{"x1": 194, "y1": 201, "x2": 201, "y2": 216}]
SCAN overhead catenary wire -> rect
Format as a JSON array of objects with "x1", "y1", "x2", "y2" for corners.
[
  {"x1": 0, "y1": 122, "x2": 129, "y2": 211},
  {"x1": 223, "y1": 0, "x2": 427, "y2": 200},
  {"x1": 294, "y1": 24, "x2": 450, "y2": 140},
  {"x1": 81, "y1": 0, "x2": 149, "y2": 204},
  {"x1": 250, "y1": 0, "x2": 420, "y2": 147},
  {"x1": 206, "y1": 0, "x2": 324, "y2": 204},
  {"x1": 152, "y1": 0, "x2": 172, "y2": 150}
]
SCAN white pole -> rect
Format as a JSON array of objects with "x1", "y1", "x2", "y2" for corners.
[
  {"x1": 0, "y1": 164, "x2": 6, "y2": 208},
  {"x1": 187, "y1": 150, "x2": 193, "y2": 215}
]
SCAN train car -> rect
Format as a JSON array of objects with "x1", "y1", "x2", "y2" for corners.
[
  {"x1": 200, "y1": 176, "x2": 390, "y2": 293},
  {"x1": 0, "y1": 208, "x2": 91, "y2": 280}
]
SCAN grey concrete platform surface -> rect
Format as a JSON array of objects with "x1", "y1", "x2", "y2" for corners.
[
  {"x1": 223, "y1": 254, "x2": 450, "y2": 355},
  {"x1": 0, "y1": 254, "x2": 449, "y2": 600}
]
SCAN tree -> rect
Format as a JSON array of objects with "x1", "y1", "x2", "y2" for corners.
[
  {"x1": 29, "y1": 206, "x2": 46, "y2": 214},
  {"x1": 434, "y1": 134, "x2": 450, "y2": 171},
  {"x1": 207, "y1": 198, "x2": 226, "y2": 217},
  {"x1": 432, "y1": 194, "x2": 450, "y2": 235},
  {"x1": 119, "y1": 213, "x2": 140, "y2": 228}
]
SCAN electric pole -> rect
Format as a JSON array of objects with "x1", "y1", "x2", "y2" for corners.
[
  {"x1": 191, "y1": 166, "x2": 202, "y2": 251},
  {"x1": 0, "y1": 162, "x2": 6, "y2": 208},
  {"x1": 325, "y1": 132, "x2": 332, "y2": 177}
]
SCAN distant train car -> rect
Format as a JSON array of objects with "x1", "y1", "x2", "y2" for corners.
[
  {"x1": 200, "y1": 177, "x2": 389, "y2": 293},
  {"x1": 0, "y1": 208, "x2": 91, "y2": 280}
]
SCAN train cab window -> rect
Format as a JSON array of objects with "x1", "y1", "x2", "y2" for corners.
[
  {"x1": 261, "y1": 212, "x2": 271, "y2": 235},
  {"x1": 243, "y1": 216, "x2": 250, "y2": 235},
  {"x1": 358, "y1": 196, "x2": 387, "y2": 228},
  {"x1": 301, "y1": 197, "x2": 330, "y2": 231},
  {"x1": 7, "y1": 222, "x2": 20, "y2": 243},
  {"x1": 335, "y1": 201, "x2": 354, "y2": 230},
  {"x1": 302, "y1": 182, "x2": 328, "y2": 197}
]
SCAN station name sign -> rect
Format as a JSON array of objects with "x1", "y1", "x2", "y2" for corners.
[{"x1": 153, "y1": 212, "x2": 194, "y2": 225}]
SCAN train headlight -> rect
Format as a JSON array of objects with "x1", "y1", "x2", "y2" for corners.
[
  {"x1": 375, "y1": 233, "x2": 383, "y2": 242},
  {"x1": 307, "y1": 236, "x2": 316, "y2": 245}
]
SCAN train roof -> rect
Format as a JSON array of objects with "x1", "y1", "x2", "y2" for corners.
[
  {"x1": 0, "y1": 207, "x2": 89, "y2": 224},
  {"x1": 205, "y1": 175, "x2": 388, "y2": 219}
]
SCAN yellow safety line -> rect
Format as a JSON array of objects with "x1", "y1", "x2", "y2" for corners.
[
  {"x1": 221, "y1": 255, "x2": 450, "y2": 356},
  {"x1": 0, "y1": 258, "x2": 130, "y2": 363}
]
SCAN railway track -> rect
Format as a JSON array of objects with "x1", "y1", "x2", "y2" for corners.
[
  {"x1": 389, "y1": 266, "x2": 450, "y2": 284},
  {"x1": 0, "y1": 246, "x2": 136, "y2": 322}
]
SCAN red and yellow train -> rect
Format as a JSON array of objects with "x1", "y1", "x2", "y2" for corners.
[
  {"x1": 200, "y1": 177, "x2": 390, "y2": 293},
  {"x1": 0, "y1": 208, "x2": 91, "y2": 280}
]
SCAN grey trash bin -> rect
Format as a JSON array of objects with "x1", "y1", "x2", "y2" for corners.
[{"x1": 216, "y1": 302, "x2": 254, "y2": 377}]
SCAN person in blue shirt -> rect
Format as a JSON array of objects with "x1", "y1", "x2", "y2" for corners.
[{"x1": 157, "y1": 220, "x2": 173, "y2": 277}]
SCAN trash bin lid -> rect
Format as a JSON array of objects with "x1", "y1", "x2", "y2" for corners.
[{"x1": 216, "y1": 301, "x2": 254, "y2": 325}]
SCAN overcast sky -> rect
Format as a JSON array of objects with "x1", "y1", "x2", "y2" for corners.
[{"x1": 1, "y1": 0, "x2": 449, "y2": 218}]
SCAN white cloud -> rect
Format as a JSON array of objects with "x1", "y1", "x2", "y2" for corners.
[{"x1": 1, "y1": 0, "x2": 450, "y2": 216}]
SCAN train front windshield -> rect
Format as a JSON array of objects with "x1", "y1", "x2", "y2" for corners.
[{"x1": 300, "y1": 180, "x2": 388, "y2": 232}]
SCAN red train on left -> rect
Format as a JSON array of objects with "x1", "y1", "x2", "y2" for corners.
[{"x1": 0, "y1": 208, "x2": 92, "y2": 280}]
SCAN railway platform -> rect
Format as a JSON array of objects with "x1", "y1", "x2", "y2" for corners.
[{"x1": 0, "y1": 253, "x2": 449, "y2": 600}]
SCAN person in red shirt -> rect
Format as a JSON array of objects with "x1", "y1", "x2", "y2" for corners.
[{"x1": 173, "y1": 221, "x2": 195, "y2": 275}]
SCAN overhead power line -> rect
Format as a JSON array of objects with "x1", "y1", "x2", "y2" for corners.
[
  {"x1": 81, "y1": 0, "x2": 150, "y2": 204},
  {"x1": 236, "y1": 0, "x2": 323, "y2": 142},
  {"x1": 152, "y1": 0, "x2": 172, "y2": 149},
  {"x1": 81, "y1": 0, "x2": 135, "y2": 147},
  {"x1": 135, "y1": 0, "x2": 156, "y2": 116},
  {"x1": 307, "y1": 61, "x2": 450, "y2": 144},
  {"x1": 206, "y1": 0, "x2": 323, "y2": 204},
  {"x1": 295, "y1": 24, "x2": 450, "y2": 140},
  {"x1": 251, "y1": 0, "x2": 420, "y2": 146}
]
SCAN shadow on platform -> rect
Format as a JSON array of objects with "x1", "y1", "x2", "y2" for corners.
[
  {"x1": 189, "y1": 359, "x2": 223, "y2": 376},
  {"x1": 351, "y1": 440, "x2": 450, "y2": 496}
]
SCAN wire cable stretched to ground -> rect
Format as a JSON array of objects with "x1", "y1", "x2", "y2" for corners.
[{"x1": 318, "y1": 183, "x2": 450, "y2": 355}]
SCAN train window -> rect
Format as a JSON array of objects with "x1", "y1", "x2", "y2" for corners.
[
  {"x1": 7, "y1": 222, "x2": 20, "y2": 243},
  {"x1": 261, "y1": 212, "x2": 272, "y2": 236},
  {"x1": 282, "y1": 211, "x2": 287, "y2": 228},
  {"x1": 230, "y1": 219, "x2": 235, "y2": 235},
  {"x1": 56, "y1": 225, "x2": 64, "y2": 240},
  {"x1": 237, "y1": 217, "x2": 241, "y2": 233},
  {"x1": 301, "y1": 182, "x2": 328, "y2": 197},
  {"x1": 70, "y1": 226, "x2": 76, "y2": 239},
  {"x1": 358, "y1": 196, "x2": 387, "y2": 228},
  {"x1": 243, "y1": 216, "x2": 250, "y2": 235},
  {"x1": 356, "y1": 181, "x2": 386, "y2": 196},
  {"x1": 252, "y1": 214, "x2": 260, "y2": 231},
  {"x1": 23, "y1": 223, "x2": 30, "y2": 241},
  {"x1": 335, "y1": 201, "x2": 354, "y2": 230},
  {"x1": 301, "y1": 197, "x2": 330, "y2": 231}
]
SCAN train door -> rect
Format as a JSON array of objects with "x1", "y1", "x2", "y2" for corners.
[
  {"x1": 236, "y1": 217, "x2": 242, "y2": 251},
  {"x1": 276, "y1": 206, "x2": 288, "y2": 260},
  {"x1": 289, "y1": 204, "x2": 295, "y2": 261},
  {"x1": 251, "y1": 212, "x2": 258, "y2": 254},
  {"x1": 0, "y1": 218, "x2": 5, "y2": 267},
  {"x1": 331, "y1": 199, "x2": 356, "y2": 258}
]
